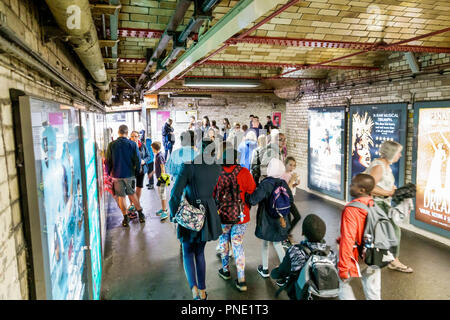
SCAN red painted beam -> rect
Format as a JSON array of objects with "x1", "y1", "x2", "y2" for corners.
[
  {"x1": 277, "y1": 27, "x2": 450, "y2": 78},
  {"x1": 231, "y1": 36, "x2": 450, "y2": 53},
  {"x1": 118, "y1": 58, "x2": 380, "y2": 71}
]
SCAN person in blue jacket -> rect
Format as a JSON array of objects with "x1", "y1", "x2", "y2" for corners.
[
  {"x1": 145, "y1": 136, "x2": 155, "y2": 190},
  {"x1": 166, "y1": 130, "x2": 197, "y2": 179}
]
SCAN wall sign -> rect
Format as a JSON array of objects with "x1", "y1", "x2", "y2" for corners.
[
  {"x1": 308, "y1": 107, "x2": 346, "y2": 200},
  {"x1": 16, "y1": 96, "x2": 104, "y2": 299},
  {"x1": 412, "y1": 101, "x2": 450, "y2": 238},
  {"x1": 348, "y1": 103, "x2": 407, "y2": 199}
]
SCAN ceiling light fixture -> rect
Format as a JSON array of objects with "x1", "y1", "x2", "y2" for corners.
[{"x1": 184, "y1": 78, "x2": 261, "y2": 88}]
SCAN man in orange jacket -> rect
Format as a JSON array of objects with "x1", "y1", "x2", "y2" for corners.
[{"x1": 337, "y1": 173, "x2": 381, "y2": 300}]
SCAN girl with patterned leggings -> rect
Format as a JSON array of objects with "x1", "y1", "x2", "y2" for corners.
[{"x1": 214, "y1": 146, "x2": 256, "y2": 292}]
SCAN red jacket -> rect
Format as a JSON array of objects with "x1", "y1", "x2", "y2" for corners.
[
  {"x1": 337, "y1": 196, "x2": 374, "y2": 279},
  {"x1": 213, "y1": 165, "x2": 256, "y2": 224}
]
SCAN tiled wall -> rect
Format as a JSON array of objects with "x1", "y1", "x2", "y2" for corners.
[{"x1": 0, "y1": 0, "x2": 92, "y2": 299}]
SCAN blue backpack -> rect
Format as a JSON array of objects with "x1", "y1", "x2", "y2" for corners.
[{"x1": 269, "y1": 181, "x2": 291, "y2": 218}]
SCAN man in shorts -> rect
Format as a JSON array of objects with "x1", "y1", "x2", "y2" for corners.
[{"x1": 106, "y1": 125, "x2": 145, "y2": 227}]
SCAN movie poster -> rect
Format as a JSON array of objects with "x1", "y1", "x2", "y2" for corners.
[
  {"x1": 349, "y1": 104, "x2": 407, "y2": 197},
  {"x1": 308, "y1": 107, "x2": 345, "y2": 199},
  {"x1": 272, "y1": 112, "x2": 282, "y2": 129},
  {"x1": 81, "y1": 112, "x2": 102, "y2": 300},
  {"x1": 156, "y1": 110, "x2": 171, "y2": 138},
  {"x1": 413, "y1": 104, "x2": 450, "y2": 235},
  {"x1": 29, "y1": 98, "x2": 88, "y2": 300}
]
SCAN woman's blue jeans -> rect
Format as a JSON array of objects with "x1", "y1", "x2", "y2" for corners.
[{"x1": 182, "y1": 241, "x2": 207, "y2": 290}]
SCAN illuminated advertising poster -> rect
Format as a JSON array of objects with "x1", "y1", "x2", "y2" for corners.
[
  {"x1": 348, "y1": 103, "x2": 407, "y2": 199},
  {"x1": 308, "y1": 107, "x2": 346, "y2": 200},
  {"x1": 272, "y1": 112, "x2": 282, "y2": 129},
  {"x1": 81, "y1": 112, "x2": 102, "y2": 299},
  {"x1": 156, "y1": 110, "x2": 171, "y2": 137},
  {"x1": 28, "y1": 97, "x2": 88, "y2": 299},
  {"x1": 412, "y1": 102, "x2": 450, "y2": 237}
]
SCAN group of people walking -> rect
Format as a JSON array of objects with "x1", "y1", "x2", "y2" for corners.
[{"x1": 105, "y1": 115, "x2": 413, "y2": 301}]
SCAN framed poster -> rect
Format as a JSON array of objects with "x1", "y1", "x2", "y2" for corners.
[
  {"x1": 17, "y1": 96, "x2": 89, "y2": 299},
  {"x1": 156, "y1": 110, "x2": 171, "y2": 138},
  {"x1": 348, "y1": 103, "x2": 407, "y2": 200},
  {"x1": 81, "y1": 112, "x2": 103, "y2": 300},
  {"x1": 308, "y1": 107, "x2": 346, "y2": 200},
  {"x1": 272, "y1": 112, "x2": 281, "y2": 129},
  {"x1": 411, "y1": 101, "x2": 450, "y2": 238},
  {"x1": 175, "y1": 110, "x2": 197, "y2": 123}
]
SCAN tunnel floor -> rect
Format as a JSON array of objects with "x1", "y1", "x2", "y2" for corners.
[{"x1": 100, "y1": 179, "x2": 450, "y2": 300}]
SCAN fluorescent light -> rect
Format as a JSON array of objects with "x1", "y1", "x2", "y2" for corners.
[{"x1": 184, "y1": 78, "x2": 261, "y2": 88}]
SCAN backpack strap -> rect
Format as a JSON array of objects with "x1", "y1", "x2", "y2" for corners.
[{"x1": 346, "y1": 201, "x2": 370, "y2": 211}]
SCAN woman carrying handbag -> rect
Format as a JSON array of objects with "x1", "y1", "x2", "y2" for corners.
[{"x1": 169, "y1": 139, "x2": 222, "y2": 300}]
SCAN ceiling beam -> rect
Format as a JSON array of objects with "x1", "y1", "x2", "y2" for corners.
[
  {"x1": 148, "y1": 0, "x2": 300, "y2": 91},
  {"x1": 277, "y1": 27, "x2": 450, "y2": 78}
]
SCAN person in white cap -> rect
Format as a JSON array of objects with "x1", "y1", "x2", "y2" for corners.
[{"x1": 245, "y1": 158, "x2": 300, "y2": 281}]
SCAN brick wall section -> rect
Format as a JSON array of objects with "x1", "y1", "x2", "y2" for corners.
[
  {"x1": 0, "y1": 0, "x2": 92, "y2": 299},
  {"x1": 149, "y1": 94, "x2": 286, "y2": 145}
]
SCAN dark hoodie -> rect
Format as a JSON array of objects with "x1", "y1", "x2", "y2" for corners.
[{"x1": 271, "y1": 240, "x2": 337, "y2": 300}]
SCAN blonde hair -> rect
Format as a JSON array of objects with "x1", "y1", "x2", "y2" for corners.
[
  {"x1": 379, "y1": 140, "x2": 403, "y2": 162},
  {"x1": 258, "y1": 134, "x2": 267, "y2": 148},
  {"x1": 245, "y1": 130, "x2": 257, "y2": 142}
]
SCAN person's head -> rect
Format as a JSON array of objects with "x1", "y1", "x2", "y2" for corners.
[
  {"x1": 379, "y1": 140, "x2": 403, "y2": 164},
  {"x1": 190, "y1": 116, "x2": 196, "y2": 123},
  {"x1": 151, "y1": 141, "x2": 162, "y2": 154},
  {"x1": 211, "y1": 120, "x2": 217, "y2": 128},
  {"x1": 270, "y1": 128, "x2": 280, "y2": 144},
  {"x1": 196, "y1": 120, "x2": 202, "y2": 127},
  {"x1": 202, "y1": 116, "x2": 210, "y2": 127},
  {"x1": 234, "y1": 122, "x2": 241, "y2": 131},
  {"x1": 278, "y1": 133, "x2": 286, "y2": 149},
  {"x1": 167, "y1": 118, "x2": 173, "y2": 125},
  {"x1": 242, "y1": 124, "x2": 248, "y2": 132},
  {"x1": 267, "y1": 158, "x2": 285, "y2": 178},
  {"x1": 302, "y1": 214, "x2": 326, "y2": 243},
  {"x1": 180, "y1": 130, "x2": 195, "y2": 148},
  {"x1": 118, "y1": 124, "x2": 128, "y2": 137},
  {"x1": 254, "y1": 116, "x2": 259, "y2": 123},
  {"x1": 223, "y1": 118, "x2": 230, "y2": 128},
  {"x1": 257, "y1": 134, "x2": 267, "y2": 148},
  {"x1": 245, "y1": 130, "x2": 257, "y2": 142},
  {"x1": 285, "y1": 156, "x2": 296, "y2": 173},
  {"x1": 130, "y1": 130, "x2": 140, "y2": 144},
  {"x1": 350, "y1": 173, "x2": 376, "y2": 198},
  {"x1": 267, "y1": 115, "x2": 271, "y2": 121},
  {"x1": 249, "y1": 115, "x2": 254, "y2": 121},
  {"x1": 207, "y1": 128, "x2": 215, "y2": 140}
]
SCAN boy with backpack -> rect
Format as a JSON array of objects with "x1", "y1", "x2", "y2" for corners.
[
  {"x1": 338, "y1": 173, "x2": 399, "y2": 300},
  {"x1": 245, "y1": 158, "x2": 300, "y2": 278},
  {"x1": 214, "y1": 146, "x2": 256, "y2": 292},
  {"x1": 270, "y1": 214, "x2": 339, "y2": 300}
]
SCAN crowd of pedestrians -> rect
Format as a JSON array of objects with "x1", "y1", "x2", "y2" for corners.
[{"x1": 104, "y1": 114, "x2": 413, "y2": 301}]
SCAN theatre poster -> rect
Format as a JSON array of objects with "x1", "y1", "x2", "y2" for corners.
[
  {"x1": 348, "y1": 103, "x2": 407, "y2": 200},
  {"x1": 412, "y1": 101, "x2": 450, "y2": 238},
  {"x1": 308, "y1": 107, "x2": 346, "y2": 200}
]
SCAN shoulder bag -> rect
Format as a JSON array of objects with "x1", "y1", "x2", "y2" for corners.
[{"x1": 175, "y1": 173, "x2": 206, "y2": 232}]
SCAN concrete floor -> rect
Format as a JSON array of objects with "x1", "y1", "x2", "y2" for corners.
[{"x1": 100, "y1": 180, "x2": 450, "y2": 300}]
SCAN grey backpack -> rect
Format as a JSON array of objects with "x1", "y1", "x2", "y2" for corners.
[
  {"x1": 346, "y1": 201, "x2": 399, "y2": 268},
  {"x1": 295, "y1": 245, "x2": 340, "y2": 300}
]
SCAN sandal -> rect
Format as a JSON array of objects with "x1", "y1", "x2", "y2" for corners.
[{"x1": 388, "y1": 263, "x2": 413, "y2": 273}]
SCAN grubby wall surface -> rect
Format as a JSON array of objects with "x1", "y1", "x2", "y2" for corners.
[
  {"x1": 0, "y1": 0, "x2": 92, "y2": 299},
  {"x1": 276, "y1": 52, "x2": 450, "y2": 246},
  {"x1": 149, "y1": 94, "x2": 286, "y2": 149}
]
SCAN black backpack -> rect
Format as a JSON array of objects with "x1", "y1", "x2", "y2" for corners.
[{"x1": 215, "y1": 166, "x2": 243, "y2": 224}]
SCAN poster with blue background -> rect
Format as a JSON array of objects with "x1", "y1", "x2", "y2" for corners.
[
  {"x1": 30, "y1": 98, "x2": 88, "y2": 299},
  {"x1": 81, "y1": 112, "x2": 102, "y2": 300},
  {"x1": 348, "y1": 103, "x2": 407, "y2": 199}
]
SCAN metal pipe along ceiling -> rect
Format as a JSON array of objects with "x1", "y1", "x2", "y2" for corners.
[{"x1": 45, "y1": 0, "x2": 109, "y2": 91}]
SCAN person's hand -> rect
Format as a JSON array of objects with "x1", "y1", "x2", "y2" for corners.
[
  {"x1": 389, "y1": 186, "x2": 397, "y2": 197},
  {"x1": 141, "y1": 160, "x2": 145, "y2": 165}
]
